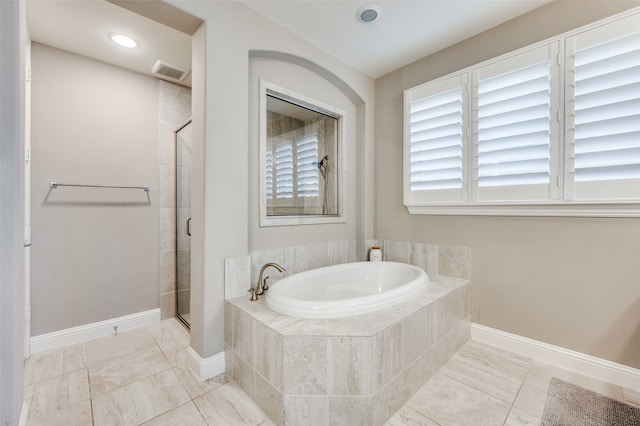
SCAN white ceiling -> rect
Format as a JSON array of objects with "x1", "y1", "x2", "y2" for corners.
[
  {"x1": 242, "y1": 0, "x2": 551, "y2": 78},
  {"x1": 26, "y1": 0, "x2": 551, "y2": 83},
  {"x1": 26, "y1": 0, "x2": 193, "y2": 86}
]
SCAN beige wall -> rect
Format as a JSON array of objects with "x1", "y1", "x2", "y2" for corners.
[
  {"x1": 31, "y1": 43, "x2": 160, "y2": 335},
  {"x1": 375, "y1": 1, "x2": 640, "y2": 368}
]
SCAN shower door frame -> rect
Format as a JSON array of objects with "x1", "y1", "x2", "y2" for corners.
[{"x1": 174, "y1": 118, "x2": 192, "y2": 329}]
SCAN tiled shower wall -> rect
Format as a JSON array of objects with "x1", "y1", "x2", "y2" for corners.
[
  {"x1": 225, "y1": 239, "x2": 471, "y2": 299},
  {"x1": 158, "y1": 81, "x2": 192, "y2": 319}
]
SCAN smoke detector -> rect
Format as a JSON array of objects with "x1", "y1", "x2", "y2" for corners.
[
  {"x1": 152, "y1": 60, "x2": 190, "y2": 82},
  {"x1": 357, "y1": 5, "x2": 381, "y2": 23}
]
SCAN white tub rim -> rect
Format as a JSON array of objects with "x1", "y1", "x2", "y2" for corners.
[{"x1": 265, "y1": 261, "x2": 428, "y2": 319}]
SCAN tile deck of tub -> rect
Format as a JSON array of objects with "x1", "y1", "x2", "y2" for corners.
[{"x1": 225, "y1": 275, "x2": 471, "y2": 425}]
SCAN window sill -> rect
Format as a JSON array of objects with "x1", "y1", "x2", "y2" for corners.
[
  {"x1": 405, "y1": 201, "x2": 640, "y2": 218},
  {"x1": 260, "y1": 214, "x2": 346, "y2": 227}
]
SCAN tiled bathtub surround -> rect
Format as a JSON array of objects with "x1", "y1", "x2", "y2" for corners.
[
  {"x1": 224, "y1": 240, "x2": 357, "y2": 299},
  {"x1": 224, "y1": 239, "x2": 471, "y2": 299},
  {"x1": 225, "y1": 276, "x2": 471, "y2": 425},
  {"x1": 381, "y1": 240, "x2": 472, "y2": 280}
]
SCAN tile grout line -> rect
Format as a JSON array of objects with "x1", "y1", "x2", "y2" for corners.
[
  {"x1": 191, "y1": 395, "x2": 210, "y2": 426},
  {"x1": 144, "y1": 323, "x2": 179, "y2": 424},
  {"x1": 435, "y1": 367, "x2": 514, "y2": 409},
  {"x1": 408, "y1": 404, "x2": 444, "y2": 426},
  {"x1": 438, "y1": 343, "x2": 535, "y2": 401},
  {"x1": 86, "y1": 354, "x2": 96, "y2": 426},
  {"x1": 91, "y1": 358, "x2": 174, "y2": 399},
  {"x1": 412, "y1": 342, "x2": 533, "y2": 425},
  {"x1": 507, "y1": 361, "x2": 543, "y2": 422},
  {"x1": 144, "y1": 325, "x2": 197, "y2": 425},
  {"x1": 93, "y1": 323, "x2": 187, "y2": 425},
  {"x1": 145, "y1": 320, "x2": 233, "y2": 425}
]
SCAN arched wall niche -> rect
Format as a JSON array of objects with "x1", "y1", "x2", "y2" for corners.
[
  {"x1": 248, "y1": 49, "x2": 368, "y2": 250},
  {"x1": 249, "y1": 50, "x2": 365, "y2": 107}
]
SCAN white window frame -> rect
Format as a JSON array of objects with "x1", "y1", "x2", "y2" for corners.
[
  {"x1": 403, "y1": 72, "x2": 469, "y2": 204},
  {"x1": 564, "y1": 14, "x2": 640, "y2": 202},
  {"x1": 259, "y1": 80, "x2": 347, "y2": 226},
  {"x1": 403, "y1": 7, "x2": 640, "y2": 217},
  {"x1": 472, "y1": 43, "x2": 560, "y2": 203}
]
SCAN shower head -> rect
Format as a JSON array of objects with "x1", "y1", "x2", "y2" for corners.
[{"x1": 312, "y1": 155, "x2": 329, "y2": 169}]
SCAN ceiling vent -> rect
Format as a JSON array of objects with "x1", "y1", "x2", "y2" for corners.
[{"x1": 152, "y1": 60, "x2": 189, "y2": 82}]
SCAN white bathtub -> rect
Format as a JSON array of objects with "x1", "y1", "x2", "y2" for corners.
[{"x1": 265, "y1": 261, "x2": 428, "y2": 319}]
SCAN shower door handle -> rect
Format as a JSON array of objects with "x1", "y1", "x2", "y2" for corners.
[{"x1": 186, "y1": 217, "x2": 192, "y2": 236}]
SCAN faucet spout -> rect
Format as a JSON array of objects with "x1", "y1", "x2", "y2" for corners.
[{"x1": 250, "y1": 262, "x2": 286, "y2": 301}]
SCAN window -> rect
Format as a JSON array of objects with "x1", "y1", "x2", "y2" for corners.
[
  {"x1": 473, "y1": 44, "x2": 559, "y2": 202},
  {"x1": 404, "y1": 73, "x2": 468, "y2": 203},
  {"x1": 259, "y1": 79, "x2": 346, "y2": 226},
  {"x1": 565, "y1": 18, "x2": 640, "y2": 201},
  {"x1": 404, "y1": 10, "x2": 640, "y2": 216}
]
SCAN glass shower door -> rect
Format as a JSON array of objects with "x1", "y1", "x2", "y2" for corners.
[{"x1": 175, "y1": 120, "x2": 192, "y2": 328}]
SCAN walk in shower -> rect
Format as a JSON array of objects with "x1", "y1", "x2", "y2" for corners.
[{"x1": 175, "y1": 119, "x2": 192, "y2": 328}]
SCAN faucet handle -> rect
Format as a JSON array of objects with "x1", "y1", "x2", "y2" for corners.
[{"x1": 262, "y1": 276, "x2": 270, "y2": 291}]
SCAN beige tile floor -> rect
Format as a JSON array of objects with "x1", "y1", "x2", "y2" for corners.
[{"x1": 23, "y1": 318, "x2": 638, "y2": 426}]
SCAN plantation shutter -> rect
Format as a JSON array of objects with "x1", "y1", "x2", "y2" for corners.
[
  {"x1": 473, "y1": 44, "x2": 558, "y2": 201},
  {"x1": 275, "y1": 140, "x2": 294, "y2": 199},
  {"x1": 266, "y1": 149, "x2": 273, "y2": 199},
  {"x1": 404, "y1": 73, "x2": 468, "y2": 204},
  {"x1": 296, "y1": 132, "x2": 319, "y2": 198},
  {"x1": 566, "y1": 14, "x2": 640, "y2": 200},
  {"x1": 270, "y1": 131, "x2": 321, "y2": 202}
]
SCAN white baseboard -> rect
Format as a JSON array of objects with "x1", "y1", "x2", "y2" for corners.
[
  {"x1": 19, "y1": 402, "x2": 28, "y2": 426},
  {"x1": 30, "y1": 308, "x2": 161, "y2": 354},
  {"x1": 186, "y1": 347, "x2": 225, "y2": 381},
  {"x1": 471, "y1": 323, "x2": 640, "y2": 390}
]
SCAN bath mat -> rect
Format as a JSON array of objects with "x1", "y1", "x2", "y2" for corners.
[{"x1": 540, "y1": 377, "x2": 640, "y2": 426}]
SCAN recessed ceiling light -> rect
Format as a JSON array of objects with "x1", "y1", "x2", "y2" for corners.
[
  {"x1": 109, "y1": 33, "x2": 138, "y2": 49},
  {"x1": 357, "y1": 5, "x2": 381, "y2": 23}
]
